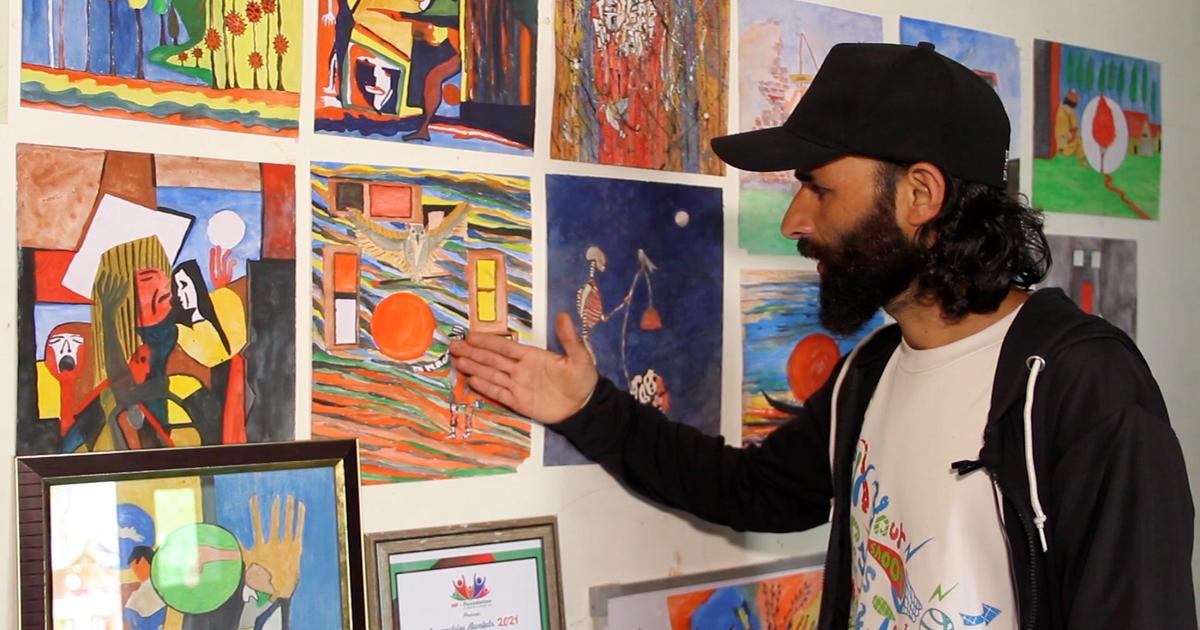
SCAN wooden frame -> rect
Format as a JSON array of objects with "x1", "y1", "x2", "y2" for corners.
[
  {"x1": 16, "y1": 439, "x2": 366, "y2": 630},
  {"x1": 466, "y1": 248, "x2": 509, "y2": 334},
  {"x1": 366, "y1": 516, "x2": 565, "y2": 630},
  {"x1": 322, "y1": 244, "x2": 362, "y2": 349}
]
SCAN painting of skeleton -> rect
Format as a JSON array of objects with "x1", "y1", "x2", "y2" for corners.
[
  {"x1": 314, "y1": 0, "x2": 537, "y2": 155},
  {"x1": 21, "y1": 0, "x2": 303, "y2": 135},
  {"x1": 15, "y1": 144, "x2": 297, "y2": 455},
  {"x1": 544, "y1": 174, "x2": 722, "y2": 465},
  {"x1": 311, "y1": 163, "x2": 533, "y2": 483},
  {"x1": 737, "y1": 0, "x2": 881, "y2": 254},
  {"x1": 552, "y1": 0, "x2": 729, "y2": 175}
]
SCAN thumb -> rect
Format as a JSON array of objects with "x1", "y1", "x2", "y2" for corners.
[{"x1": 555, "y1": 312, "x2": 588, "y2": 361}]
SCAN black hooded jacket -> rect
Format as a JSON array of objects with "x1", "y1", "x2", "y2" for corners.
[{"x1": 552, "y1": 289, "x2": 1195, "y2": 628}]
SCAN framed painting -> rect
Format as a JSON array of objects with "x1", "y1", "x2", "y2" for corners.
[
  {"x1": 591, "y1": 555, "x2": 824, "y2": 629},
  {"x1": 366, "y1": 517, "x2": 565, "y2": 630},
  {"x1": 16, "y1": 439, "x2": 365, "y2": 630},
  {"x1": 21, "y1": 0, "x2": 303, "y2": 135},
  {"x1": 16, "y1": 144, "x2": 297, "y2": 456},
  {"x1": 314, "y1": 0, "x2": 537, "y2": 154}
]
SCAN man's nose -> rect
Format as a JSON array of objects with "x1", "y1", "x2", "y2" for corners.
[{"x1": 780, "y1": 189, "x2": 815, "y2": 240}]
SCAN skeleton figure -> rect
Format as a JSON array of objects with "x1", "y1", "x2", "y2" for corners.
[
  {"x1": 445, "y1": 326, "x2": 482, "y2": 439},
  {"x1": 576, "y1": 246, "x2": 609, "y2": 357}
]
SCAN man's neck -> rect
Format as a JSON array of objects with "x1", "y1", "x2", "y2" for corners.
[{"x1": 888, "y1": 288, "x2": 1030, "y2": 350}]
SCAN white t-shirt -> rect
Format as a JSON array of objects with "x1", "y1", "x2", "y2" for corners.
[{"x1": 848, "y1": 307, "x2": 1021, "y2": 630}]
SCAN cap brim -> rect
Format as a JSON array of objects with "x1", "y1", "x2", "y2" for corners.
[{"x1": 711, "y1": 127, "x2": 846, "y2": 173}]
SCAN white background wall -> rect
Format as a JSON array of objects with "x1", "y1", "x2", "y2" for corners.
[{"x1": 2, "y1": 0, "x2": 1199, "y2": 627}]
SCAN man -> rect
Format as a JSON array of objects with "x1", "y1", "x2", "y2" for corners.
[
  {"x1": 449, "y1": 43, "x2": 1195, "y2": 628},
  {"x1": 1055, "y1": 89, "x2": 1084, "y2": 160}
]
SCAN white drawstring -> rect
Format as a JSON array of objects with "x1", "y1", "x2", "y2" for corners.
[
  {"x1": 829, "y1": 326, "x2": 889, "y2": 480},
  {"x1": 1024, "y1": 355, "x2": 1049, "y2": 552}
]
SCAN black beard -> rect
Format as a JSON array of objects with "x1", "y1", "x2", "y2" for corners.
[{"x1": 797, "y1": 200, "x2": 925, "y2": 336}]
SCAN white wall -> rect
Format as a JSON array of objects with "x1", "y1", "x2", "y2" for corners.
[{"x1": 3, "y1": 0, "x2": 1199, "y2": 628}]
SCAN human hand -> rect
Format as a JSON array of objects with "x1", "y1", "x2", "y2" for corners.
[
  {"x1": 321, "y1": 0, "x2": 335, "y2": 25},
  {"x1": 449, "y1": 312, "x2": 599, "y2": 424},
  {"x1": 210, "y1": 246, "x2": 235, "y2": 289},
  {"x1": 241, "y1": 495, "x2": 306, "y2": 600},
  {"x1": 94, "y1": 270, "x2": 130, "y2": 312}
]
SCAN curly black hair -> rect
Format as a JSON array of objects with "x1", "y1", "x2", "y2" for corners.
[{"x1": 877, "y1": 163, "x2": 1052, "y2": 320}]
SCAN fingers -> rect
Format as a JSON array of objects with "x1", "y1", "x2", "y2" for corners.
[
  {"x1": 453, "y1": 355, "x2": 517, "y2": 390},
  {"x1": 450, "y1": 343, "x2": 520, "y2": 378},
  {"x1": 294, "y1": 501, "x2": 306, "y2": 548},
  {"x1": 284, "y1": 496, "x2": 295, "y2": 544},
  {"x1": 467, "y1": 375, "x2": 516, "y2": 410},
  {"x1": 555, "y1": 312, "x2": 589, "y2": 362},
  {"x1": 250, "y1": 495, "x2": 264, "y2": 548},
  {"x1": 454, "y1": 331, "x2": 526, "y2": 361},
  {"x1": 268, "y1": 495, "x2": 281, "y2": 543}
]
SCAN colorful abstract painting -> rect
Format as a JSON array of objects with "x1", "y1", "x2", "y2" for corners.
[
  {"x1": 901, "y1": 17, "x2": 1021, "y2": 196},
  {"x1": 314, "y1": 0, "x2": 537, "y2": 155},
  {"x1": 741, "y1": 271, "x2": 885, "y2": 446},
  {"x1": 737, "y1": 0, "x2": 881, "y2": 254},
  {"x1": 1042, "y1": 235, "x2": 1137, "y2": 339},
  {"x1": 1033, "y1": 40, "x2": 1161, "y2": 219},
  {"x1": 48, "y1": 466, "x2": 344, "y2": 629},
  {"x1": 311, "y1": 163, "x2": 533, "y2": 483},
  {"x1": 544, "y1": 174, "x2": 723, "y2": 465},
  {"x1": 552, "y1": 0, "x2": 729, "y2": 175},
  {"x1": 21, "y1": 0, "x2": 302, "y2": 135},
  {"x1": 16, "y1": 144, "x2": 296, "y2": 456},
  {"x1": 666, "y1": 569, "x2": 823, "y2": 630}
]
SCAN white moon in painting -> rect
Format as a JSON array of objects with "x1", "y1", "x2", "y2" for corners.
[
  {"x1": 675, "y1": 210, "x2": 690, "y2": 227},
  {"x1": 207, "y1": 209, "x2": 247, "y2": 249}
]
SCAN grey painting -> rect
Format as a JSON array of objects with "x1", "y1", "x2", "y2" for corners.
[{"x1": 1042, "y1": 235, "x2": 1137, "y2": 339}]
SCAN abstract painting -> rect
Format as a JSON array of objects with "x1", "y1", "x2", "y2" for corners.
[
  {"x1": 552, "y1": 0, "x2": 729, "y2": 175},
  {"x1": 741, "y1": 271, "x2": 885, "y2": 446},
  {"x1": 667, "y1": 570, "x2": 823, "y2": 630},
  {"x1": 1033, "y1": 40, "x2": 1161, "y2": 219},
  {"x1": 901, "y1": 17, "x2": 1021, "y2": 196},
  {"x1": 16, "y1": 440, "x2": 363, "y2": 630},
  {"x1": 545, "y1": 174, "x2": 723, "y2": 465},
  {"x1": 16, "y1": 143, "x2": 296, "y2": 456},
  {"x1": 737, "y1": 0, "x2": 882, "y2": 254},
  {"x1": 311, "y1": 163, "x2": 533, "y2": 483},
  {"x1": 1042, "y1": 235, "x2": 1137, "y2": 339},
  {"x1": 21, "y1": 0, "x2": 302, "y2": 135},
  {"x1": 314, "y1": 0, "x2": 537, "y2": 155}
]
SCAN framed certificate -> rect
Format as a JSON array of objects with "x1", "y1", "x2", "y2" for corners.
[{"x1": 366, "y1": 517, "x2": 565, "y2": 630}]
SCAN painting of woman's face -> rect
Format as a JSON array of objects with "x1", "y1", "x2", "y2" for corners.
[{"x1": 173, "y1": 269, "x2": 203, "y2": 320}]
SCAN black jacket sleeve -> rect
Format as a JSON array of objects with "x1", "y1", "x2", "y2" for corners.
[
  {"x1": 1042, "y1": 338, "x2": 1196, "y2": 628},
  {"x1": 551, "y1": 374, "x2": 837, "y2": 533}
]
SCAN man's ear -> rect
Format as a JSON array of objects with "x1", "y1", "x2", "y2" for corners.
[{"x1": 900, "y1": 162, "x2": 946, "y2": 232}]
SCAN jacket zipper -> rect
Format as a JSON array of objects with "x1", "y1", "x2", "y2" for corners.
[{"x1": 990, "y1": 470, "x2": 1040, "y2": 629}]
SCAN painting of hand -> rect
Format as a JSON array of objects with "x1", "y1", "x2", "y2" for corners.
[{"x1": 241, "y1": 494, "x2": 306, "y2": 601}]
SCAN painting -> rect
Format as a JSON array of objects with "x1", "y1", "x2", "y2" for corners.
[
  {"x1": 21, "y1": 0, "x2": 302, "y2": 135},
  {"x1": 737, "y1": 0, "x2": 881, "y2": 254},
  {"x1": 901, "y1": 17, "x2": 1021, "y2": 196},
  {"x1": 311, "y1": 163, "x2": 533, "y2": 483},
  {"x1": 595, "y1": 556, "x2": 824, "y2": 629},
  {"x1": 544, "y1": 174, "x2": 723, "y2": 466},
  {"x1": 1042, "y1": 235, "x2": 1137, "y2": 339},
  {"x1": 16, "y1": 440, "x2": 364, "y2": 630},
  {"x1": 551, "y1": 0, "x2": 729, "y2": 175},
  {"x1": 366, "y1": 517, "x2": 565, "y2": 630},
  {"x1": 1033, "y1": 40, "x2": 1161, "y2": 219},
  {"x1": 314, "y1": 0, "x2": 537, "y2": 155},
  {"x1": 741, "y1": 271, "x2": 885, "y2": 446},
  {"x1": 15, "y1": 143, "x2": 296, "y2": 456}
]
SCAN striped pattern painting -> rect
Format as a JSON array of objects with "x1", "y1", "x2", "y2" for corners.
[{"x1": 311, "y1": 163, "x2": 532, "y2": 484}]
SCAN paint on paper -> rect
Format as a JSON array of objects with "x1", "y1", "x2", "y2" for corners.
[
  {"x1": 544, "y1": 174, "x2": 722, "y2": 465},
  {"x1": 551, "y1": 0, "x2": 729, "y2": 174},
  {"x1": 21, "y1": 0, "x2": 302, "y2": 135},
  {"x1": 311, "y1": 163, "x2": 533, "y2": 483},
  {"x1": 737, "y1": 0, "x2": 882, "y2": 254},
  {"x1": 901, "y1": 17, "x2": 1021, "y2": 195},
  {"x1": 16, "y1": 144, "x2": 296, "y2": 455},
  {"x1": 1042, "y1": 235, "x2": 1136, "y2": 339},
  {"x1": 1033, "y1": 40, "x2": 1161, "y2": 219},
  {"x1": 741, "y1": 270, "x2": 885, "y2": 446},
  {"x1": 314, "y1": 0, "x2": 537, "y2": 155}
]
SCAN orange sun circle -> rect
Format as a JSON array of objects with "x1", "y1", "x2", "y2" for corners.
[
  {"x1": 786, "y1": 333, "x2": 841, "y2": 402},
  {"x1": 371, "y1": 292, "x2": 436, "y2": 361}
]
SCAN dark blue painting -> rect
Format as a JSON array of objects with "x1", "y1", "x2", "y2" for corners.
[{"x1": 545, "y1": 174, "x2": 724, "y2": 465}]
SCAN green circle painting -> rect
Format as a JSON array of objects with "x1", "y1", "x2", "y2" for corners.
[{"x1": 152, "y1": 523, "x2": 244, "y2": 613}]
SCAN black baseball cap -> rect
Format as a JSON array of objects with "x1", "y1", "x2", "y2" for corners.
[{"x1": 711, "y1": 42, "x2": 1010, "y2": 188}]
